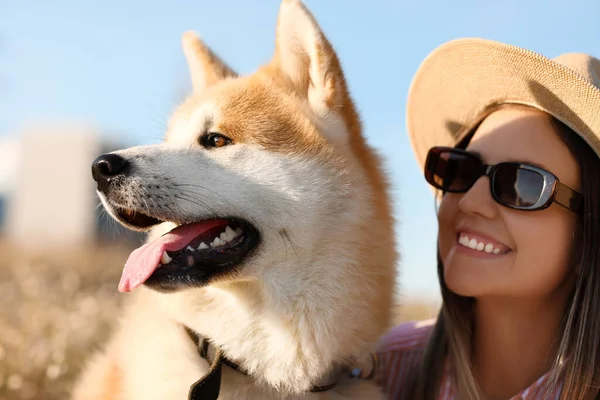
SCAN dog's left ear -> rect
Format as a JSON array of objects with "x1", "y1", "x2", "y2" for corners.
[
  {"x1": 182, "y1": 31, "x2": 238, "y2": 93},
  {"x1": 272, "y1": 0, "x2": 355, "y2": 135}
]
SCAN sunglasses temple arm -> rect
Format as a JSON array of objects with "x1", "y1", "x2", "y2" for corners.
[{"x1": 554, "y1": 183, "x2": 584, "y2": 215}]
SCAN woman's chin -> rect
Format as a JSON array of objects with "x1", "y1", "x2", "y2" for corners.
[{"x1": 442, "y1": 250, "x2": 513, "y2": 298}]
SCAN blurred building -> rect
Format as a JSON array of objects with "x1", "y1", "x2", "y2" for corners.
[
  {"x1": 0, "y1": 123, "x2": 142, "y2": 250},
  {"x1": 0, "y1": 136, "x2": 19, "y2": 229}
]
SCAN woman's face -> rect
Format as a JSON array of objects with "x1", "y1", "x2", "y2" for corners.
[{"x1": 437, "y1": 107, "x2": 580, "y2": 299}]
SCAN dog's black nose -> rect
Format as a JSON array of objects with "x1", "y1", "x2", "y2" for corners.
[{"x1": 91, "y1": 153, "x2": 129, "y2": 191}]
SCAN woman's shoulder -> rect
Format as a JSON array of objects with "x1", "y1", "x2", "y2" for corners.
[
  {"x1": 378, "y1": 318, "x2": 436, "y2": 354},
  {"x1": 376, "y1": 318, "x2": 436, "y2": 397}
]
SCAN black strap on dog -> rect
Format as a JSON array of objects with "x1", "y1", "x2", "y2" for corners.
[
  {"x1": 184, "y1": 325, "x2": 379, "y2": 399},
  {"x1": 186, "y1": 327, "x2": 223, "y2": 400}
]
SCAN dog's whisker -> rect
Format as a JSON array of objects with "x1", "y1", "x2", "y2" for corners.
[
  {"x1": 170, "y1": 188, "x2": 226, "y2": 210},
  {"x1": 168, "y1": 187, "x2": 214, "y2": 197},
  {"x1": 96, "y1": 206, "x2": 123, "y2": 239},
  {"x1": 280, "y1": 231, "x2": 288, "y2": 262},
  {"x1": 140, "y1": 196, "x2": 152, "y2": 217},
  {"x1": 280, "y1": 229, "x2": 300, "y2": 265},
  {"x1": 168, "y1": 183, "x2": 221, "y2": 196},
  {"x1": 173, "y1": 193, "x2": 220, "y2": 216}
]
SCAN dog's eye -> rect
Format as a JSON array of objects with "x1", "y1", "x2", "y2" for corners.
[{"x1": 200, "y1": 132, "x2": 232, "y2": 149}]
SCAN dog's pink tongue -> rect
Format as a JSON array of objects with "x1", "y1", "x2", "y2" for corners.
[{"x1": 118, "y1": 220, "x2": 227, "y2": 292}]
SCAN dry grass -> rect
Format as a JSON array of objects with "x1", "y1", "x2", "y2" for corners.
[
  {"x1": 0, "y1": 240, "x2": 439, "y2": 400},
  {"x1": 0, "y1": 240, "x2": 132, "y2": 400}
]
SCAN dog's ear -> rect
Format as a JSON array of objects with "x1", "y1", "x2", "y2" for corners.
[
  {"x1": 272, "y1": 0, "x2": 352, "y2": 124},
  {"x1": 181, "y1": 31, "x2": 238, "y2": 92}
]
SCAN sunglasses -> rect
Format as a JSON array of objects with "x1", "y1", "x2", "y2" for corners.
[{"x1": 424, "y1": 146, "x2": 583, "y2": 214}]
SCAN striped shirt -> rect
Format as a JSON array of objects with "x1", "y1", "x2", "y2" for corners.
[{"x1": 376, "y1": 319, "x2": 562, "y2": 399}]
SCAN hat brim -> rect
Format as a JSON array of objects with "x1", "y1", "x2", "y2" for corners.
[{"x1": 406, "y1": 38, "x2": 600, "y2": 172}]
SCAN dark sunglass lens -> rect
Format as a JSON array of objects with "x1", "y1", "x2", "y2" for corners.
[
  {"x1": 425, "y1": 149, "x2": 480, "y2": 192},
  {"x1": 493, "y1": 165, "x2": 545, "y2": 207}
]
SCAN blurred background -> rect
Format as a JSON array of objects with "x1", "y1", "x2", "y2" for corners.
[{"x1": 1, "y1": 0, "x2": 599, "y2": 398}]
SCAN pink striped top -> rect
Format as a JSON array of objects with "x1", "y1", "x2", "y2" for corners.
[{"x1": 376, "y1": 319, "x2": 562, "y2": 399}]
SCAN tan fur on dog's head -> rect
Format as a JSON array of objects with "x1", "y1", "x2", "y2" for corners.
[{"x1": 78, "y1": 1, "x2": 397, "y2": 398}]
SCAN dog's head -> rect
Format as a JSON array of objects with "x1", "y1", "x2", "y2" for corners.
[
  {"x1": 93, "y1": 0, "x2": 394, "y2": 294},
  {"x1": 92, "y1": 0, "x2": 396, "y2": 390}
]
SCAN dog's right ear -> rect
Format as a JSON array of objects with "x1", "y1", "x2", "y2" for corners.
[{"x1": 181, "y1": 31, "x2": 238, "y2": 93}]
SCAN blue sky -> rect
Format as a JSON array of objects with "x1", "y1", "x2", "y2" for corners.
[{"x1": 2, "y1": 0, "x2": 599, "y2": 301}]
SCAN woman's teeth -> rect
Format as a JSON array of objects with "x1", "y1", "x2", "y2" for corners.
[{"x1": 458, "y1": 234, "x2": 502, "y2": 255}]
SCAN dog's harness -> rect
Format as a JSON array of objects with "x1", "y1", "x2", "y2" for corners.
[{"x1": 183, "y1": 326, "x2": 379, "y2": 400}]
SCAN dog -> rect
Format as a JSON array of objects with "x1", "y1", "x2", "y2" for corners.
[{"x1": 72, "y1": 1, "x2": 398, "y2": 398}]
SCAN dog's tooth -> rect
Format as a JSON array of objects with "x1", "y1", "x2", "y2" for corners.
[
  {"x1": 186, "y1": 246, "x2": 195, "y2": 252},
  {"x1": 234, "y1": 227, "x2": 243, "y2": 236},
  {"x1": 219, "y1": 231, "x2": 231, "y2": 243},
  {"x1": 210, "y1": 237, "x2": 222, "y2": 248},
  {"x1": 197, "y1": 242, "x2": 208, "y2": 250},
  {"x1": 160, "y1": 251, "x2": 172, "y2": 265},
  {"x1": 225, "y1": 225, "x2": 237, "y2": 239}
]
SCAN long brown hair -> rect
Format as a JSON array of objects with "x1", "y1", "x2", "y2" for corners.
[{"x1": 402, "y1": 103, "x2": 600, "y2": 400}]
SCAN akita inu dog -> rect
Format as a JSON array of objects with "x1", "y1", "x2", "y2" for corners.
[{"x1": 73, "y1": 1, "x2": 398, "y2": 398}]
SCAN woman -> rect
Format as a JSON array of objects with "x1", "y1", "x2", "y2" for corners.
[{"x1": 377, "y1": 38, "x2": 600, "y2": 399}]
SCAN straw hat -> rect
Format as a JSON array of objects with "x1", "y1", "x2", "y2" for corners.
[{"x1": 406, "y1": 38, "x2": 600, "y2": 170}]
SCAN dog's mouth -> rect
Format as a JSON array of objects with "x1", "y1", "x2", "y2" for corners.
[
  {"x1": 115, "y1": 207, "x2": 163, "y2": 230},
  {"x1": 117, "y1": 217, "x2": 260, "y2": 293}
]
